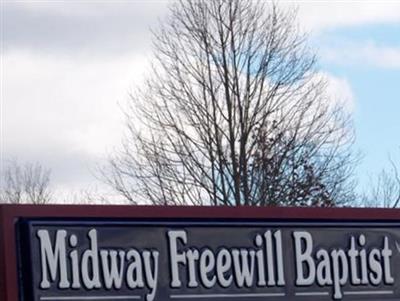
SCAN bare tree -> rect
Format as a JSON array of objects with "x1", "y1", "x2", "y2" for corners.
[
  {"x1": 0, "y1": 160, "x2": 52, "y2": 204},
  {"x1": 104, "y1": 0, "x2": 356, "y2": 206},
  {"x1": 362, "y1": 155, "x2": 400, "y2": 208},
  {"x1": 62, "y1": 187, "x2": 114, "y2": 205}
]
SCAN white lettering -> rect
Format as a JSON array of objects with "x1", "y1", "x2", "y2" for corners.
[
  {"x1": 168, "y1": 230, "x2": 187, "y2": 288},
  {"x1": 37, "y1": 230, "x2": 69, "y2": 289},
  {"x1": 294, "y1": 231, "x2": 315, "y2": 286}
]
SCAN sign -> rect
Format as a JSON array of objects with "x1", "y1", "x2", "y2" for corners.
[{"x1": 1, "y1": 205, "x2": 400, "y2": 301}]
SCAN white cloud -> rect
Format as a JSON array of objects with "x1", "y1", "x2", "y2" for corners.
[
  {"x1": 280, "y1": 2, "x2": 400, "y2": 71},
  {"x1": 321, "y1": 72, "x2": 356, "y2": 112},
  {"x1": 321, "y1": 42, "x2": 400, "y2": 69},
  {"x1": 291, "y1": 1, "x2": 400, "y2": 33},
  {"x1": 285, "y1": 2, "x2": 400, "y2": 70},
  {"x1": 2, "y1": 50, "x2": 151, "y2": 193},
  {"x1": 3, "y1": 1, "x2": 169, "y2": 55}
]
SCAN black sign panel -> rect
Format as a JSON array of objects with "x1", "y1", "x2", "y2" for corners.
[{"x1": 18, "y1": 219, "x2": 400, "y2": 301}]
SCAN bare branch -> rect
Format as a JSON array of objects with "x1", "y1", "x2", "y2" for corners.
[
  {"x1": 1, "y1": 160, "x2": 52, "y2": 204},
  {"x1": 103, "y1": 0, "x2": 356, "y2": 207}
]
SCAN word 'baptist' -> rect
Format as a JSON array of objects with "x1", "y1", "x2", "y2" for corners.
[{"x1": 293, "y1": 232, "x2": 393, "y2": 299}]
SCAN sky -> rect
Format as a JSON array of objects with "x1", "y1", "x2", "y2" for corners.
[{"x1": 1, "y1": 0, "x2": 400, "y2": 202}]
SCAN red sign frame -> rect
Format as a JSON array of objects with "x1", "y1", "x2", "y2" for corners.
[{"x1": 1, "y1": 204, "x2": 400, "y2": 301}]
